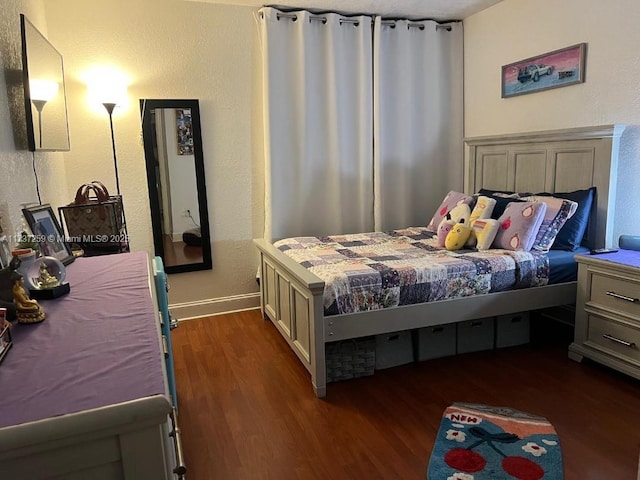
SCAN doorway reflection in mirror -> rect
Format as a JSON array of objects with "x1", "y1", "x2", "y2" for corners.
[{"x1": 141, "y1": 99, "x2": 212, "y2": 274}]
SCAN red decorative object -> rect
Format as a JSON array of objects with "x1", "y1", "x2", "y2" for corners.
[
  {"x1": 502, "y1": 456, "x2": 545, "y2": 480},
  {"x1": 444, "y1": 447, "x2": 487, "y2": 473}
]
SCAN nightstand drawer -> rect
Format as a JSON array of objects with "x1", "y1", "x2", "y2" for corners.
[
  {"x1": 589, "y1": 273, "x2": 640, "y2": 319},
  {"x1": 587, "y1": 315, "x2": 640, "y2": 363}
]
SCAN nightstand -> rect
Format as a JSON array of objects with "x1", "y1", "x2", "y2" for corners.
[{"x1": 569, "y1": 250, "x2": 640, "y2": 379}]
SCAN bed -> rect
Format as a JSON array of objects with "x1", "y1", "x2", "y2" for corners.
[{"x1": 254, "y1": 125, "x2": 628, "y2": 398}]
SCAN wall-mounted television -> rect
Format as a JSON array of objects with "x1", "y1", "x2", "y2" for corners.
[{"x1": 20, "y1": 14, "x2": 70, "y2": 151}]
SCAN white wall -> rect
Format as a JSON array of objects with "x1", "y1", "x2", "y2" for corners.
[
  {"x1": 464, "y1": 0, "x2": 640, "y2": 240},
  {"x1": 44, "y1": 0, "x2": 264, "y2": 316},
  {"x1": 0, "y1": 1, "x2": 69, "y2": 248},
  {"x1": 465, "y1": 0, "x2": 640, "y2": 136}
]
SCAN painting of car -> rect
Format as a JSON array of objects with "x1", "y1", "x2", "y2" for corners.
[
  {"x1": 502, "y1": 43, "x2": 586, "y2": 98},
  {"x1": 517, "y1": 64, "x2": 554, "y2": 83}
]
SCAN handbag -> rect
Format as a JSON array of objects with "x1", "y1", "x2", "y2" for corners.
[{"x1": 59, "y1": 181, "x2": 125, "y2": 242}]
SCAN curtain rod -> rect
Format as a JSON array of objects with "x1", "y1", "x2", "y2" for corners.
[{"x1": 262, "y1": 11, "x2": 455, "y2": 30}]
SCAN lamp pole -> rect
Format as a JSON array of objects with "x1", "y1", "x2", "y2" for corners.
[{"x1": 102, "y1": 102, "x2": 120, "y2": 196}]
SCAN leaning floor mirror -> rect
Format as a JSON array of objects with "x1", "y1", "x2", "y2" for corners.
[{"x1": 140, "y1": 99, "x2": 212, "y2": 274}]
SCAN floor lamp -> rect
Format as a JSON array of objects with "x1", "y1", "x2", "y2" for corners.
[{"x1": 99, "y1": 100, "x2": 129, "y2": 252}]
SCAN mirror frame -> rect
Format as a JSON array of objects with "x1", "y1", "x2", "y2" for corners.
[
  {"x1": 140, "y1": 99, "x2": 212, "y2": 274},
  {"x1": 20, "y1": 14, "x2": 70, "y2": 152}
]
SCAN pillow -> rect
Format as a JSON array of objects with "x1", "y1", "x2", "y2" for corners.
[
  {"x1": 469, "y1": 195, "x2": 496, "y2": 223},
  {"x1": 427, "y1": 191, "x2": 473, "y2": 231},
  {"x1": 538, "y1": 188, "x2": 595, "y2": 251},
  {"x1": 519, "y1": 195, "x2": 579, "y2": 252},
  {"x1": 493, "y1": 201, "x2": 547, "y2": 251},
  {"x1": 487, "y1": 195, "x2": 526, "y2": 219},
  {"x1": 466, "y1": 196, "x2": 497, "y2": 247},
  {"x1": 472, "y1": 219, "x2": 500, "y2": 250}
]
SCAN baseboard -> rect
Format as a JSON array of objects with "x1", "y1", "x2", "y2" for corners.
[{"x1": 169, "y1": 293, "x2": 261, "y2": 321}]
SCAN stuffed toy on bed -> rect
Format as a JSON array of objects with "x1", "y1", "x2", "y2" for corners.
[
  {"x1": 437, "y1": 216, "x2": 456, "y2": 247},
  {"x1": 471, "y1": 218, "x2": 500, "y2": 250},
  {"x1": 443, "y1": 203, "x2": 472, "y2": 251},
  {"x1": 445, "y1": 221, "x2": 472, "y2": 250},
  {"x1": 466, "y1": 195, "x2": 497, "y2": 247},
  {"x1": 437, "y1": 203, "x2": 471, "y2": 248}
]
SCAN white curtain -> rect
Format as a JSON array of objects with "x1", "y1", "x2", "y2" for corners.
[
  {"x1": 373, "y1": 19, "x2": 464, "y2": 231},
  {"x1": 259, "y1": 8, "x2": 464, "y2": 239},
  {"x1": 259, "y1": 7, "x2": 374, "y2": 240}
]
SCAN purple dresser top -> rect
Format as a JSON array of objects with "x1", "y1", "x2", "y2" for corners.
[
  {"x1": 0, "y1": 251, "x2": 165, "y2": 429},
  {"x1": 578, "y1": 249, "x2": 640, "y2": 269}
]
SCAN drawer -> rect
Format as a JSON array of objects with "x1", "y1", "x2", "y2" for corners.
[
  {"x1": 587, "y1": 314, "x2": 640, "y2": 364},
  {"x1": 589, "y1": 272, "x2": 640, "y2": 319}
]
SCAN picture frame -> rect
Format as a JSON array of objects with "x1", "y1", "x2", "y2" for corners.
[
  {"x1": 501, "y1": 43, "x2": 587, "y2": 98},
  {"x1": 22, "y1": 204, "x2": 75, "y2": 265},
  {"x1": 0, "y1": 236, "x2": 10, "y2": 269},
  {"x1": 0, "y1": 309, "x2": 12, "y2": 365},
  {"x1": 176, "y1": 108, "x2": 194, "y2": 155}
]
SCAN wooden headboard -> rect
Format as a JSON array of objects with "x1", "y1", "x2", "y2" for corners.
[{"x1": 465, "y1": 125, "x2": 627, "y2": 249}]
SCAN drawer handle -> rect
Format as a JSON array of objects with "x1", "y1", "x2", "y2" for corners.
[
  {"x1": 602, "y1": 333, "x2": 637, "y2": 349},
  {"x1": 605, "y1": 291, "x2": 639, "y2": 303}
]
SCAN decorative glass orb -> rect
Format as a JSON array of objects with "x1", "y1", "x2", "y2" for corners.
[{"x1": 27, "y1": 256, "x2": 66, "y2": 290}]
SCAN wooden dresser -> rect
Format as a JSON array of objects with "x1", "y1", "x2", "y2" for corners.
[
  {"x1": 570, "y1": 250, "x2": 640, "y2": 379},
  {"x1": 0, "y1": 252, "x2": 183, "y2": 479}
]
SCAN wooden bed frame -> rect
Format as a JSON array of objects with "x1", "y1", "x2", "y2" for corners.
[{"x1": 255, "y1": 125, "x2": 627, "y2": 397}]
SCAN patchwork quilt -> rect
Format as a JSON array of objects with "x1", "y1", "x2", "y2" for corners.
[{"x1": 274, "y1": 227, "x2": 549, "y2": 315}]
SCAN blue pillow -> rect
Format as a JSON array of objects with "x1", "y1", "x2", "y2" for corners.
[{"x1": 538, "y1": 187, "x2": 595, "y2": 251}]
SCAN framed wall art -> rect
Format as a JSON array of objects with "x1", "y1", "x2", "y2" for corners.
[
  {"x1": 502, "y1": 43, "x2": 587, "y2": 98},
  {"x1": 176, "y1": 108, "x2": 194, "y2": 155},
  {"x1": 22, "y1": 204, "x2": 75, "y2": 265}
]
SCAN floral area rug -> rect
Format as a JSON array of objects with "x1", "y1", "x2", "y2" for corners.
[{"x1": 427, "y1": 403, "x2": 563, "y2": 480}]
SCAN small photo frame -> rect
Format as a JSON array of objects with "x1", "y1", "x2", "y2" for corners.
[
  {"x1": 501, "y1": 43, "x2": 587, "y2": 98},
  {"x1": 176, "y1": 108, "x2": 194, "y2": 155},
  {"x1": 0, "y1": 236, "x2": 10, "y2": 269},
  {"x1": 22, "y1": 204, "x2": 75, "y2": 265}
]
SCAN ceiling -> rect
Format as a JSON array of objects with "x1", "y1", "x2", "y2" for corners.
[{"x1": 187, "y1": 0, "x2": 504, "y2": 21}]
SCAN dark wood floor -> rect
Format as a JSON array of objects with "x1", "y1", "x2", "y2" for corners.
[
  {"x1": 162, "y1": 234, "x2": 202, "y2": 267},
  {"x1": 172, "y1": 310, "x2": 640, "y2": 480}
]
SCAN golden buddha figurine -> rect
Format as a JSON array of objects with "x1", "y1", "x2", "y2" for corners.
[{"x1": 12, "y1": 273, "x2": 45, "y2": 324}]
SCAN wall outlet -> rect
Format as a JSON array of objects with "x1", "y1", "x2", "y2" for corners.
[{"x1": 181, "y1": 209, "x2": 190, "y2": 217}]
